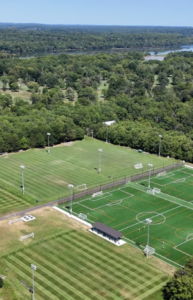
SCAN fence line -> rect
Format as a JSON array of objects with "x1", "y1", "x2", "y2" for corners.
[{"x1": 58, "y1": 162, "x2": 183, "y2": 205}]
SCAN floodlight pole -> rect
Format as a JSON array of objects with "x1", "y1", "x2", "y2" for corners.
[
  {"x1": 47, "y1": 133, "x2": 51, "y2": 155},
  {"x1": 68, "y1": 184, "x2": 74, "y2": 214},
  {"x1": 146, "y1": 218, "x2": 152, "y2": 258},
  {"x1": 158, "y1": 135, "x2": 162, "y2": 157},
  {"x1": 148, "y1": 163, "x2": 153, "y2": 189},
  {"x1": 91, "y1": 130, "x2": 93, "y2": 138},
  {"x1": 98, "y1": 149, "x2": 102, "y2": 174},
  {"x1": 31, "y1": 264, "x2": 37, "y2": 300},
  {"x1": 106, "y1": 126, "x2": 108, "y2": 143},
  {"x1": 20, "y1": 165, "x2": 25, "y2": 194}
]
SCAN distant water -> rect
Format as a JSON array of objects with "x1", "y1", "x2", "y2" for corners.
[
  {"x1": 19, "y1": 44, "x2": 193, "y2": 59},
  {"x1": 150, "y1": 44, "x2": 193, "y2": 55}
]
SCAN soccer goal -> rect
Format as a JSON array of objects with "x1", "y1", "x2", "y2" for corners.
[
  {"x1": 76, "y1": 184, "x2": 87, "y2": 191},
  {"x1": 147, "y1": 189, "x2": 155, "y2": 195},
  {"x1": 144, "y1": 245, "x2": 155, "y2": 255},
  {"x1": 92, "y1": 191, "x2": 103, "y2": 198},
  {"x1": 20, "y1": 233, "x2": 34, "y2": 242},
  {"x1": 152, "y1": 187, "x2": 161, "y2": 194},
  {"x1": 78, "y1": 213, "x2": 87, "y2": 220},
  {"x1": 157, "y1": 171, "x2": 166, "y2": 177},
  {"x1": 174, "y1": 178, "x2": 185, "y2": 183},
  {"x1": 134, "y1": 163, "x2": 143, "y2": 169}
]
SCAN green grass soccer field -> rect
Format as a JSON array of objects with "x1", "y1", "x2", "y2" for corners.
[
  {"x1": 0, "y1": 138, "x2": 175, "y2": 206},
  {"x1": 59, "y1": 166, "x2": 193, "y2": 268}
]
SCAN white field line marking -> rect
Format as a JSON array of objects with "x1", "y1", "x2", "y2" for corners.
[
  {"x1": 123, "y1": 237, "x2": 182, "y2": 268},
  {"x1": 154, "y1": 252, "x2": 183, "y2": 268},
  {"x1": 120, "y1": 205, "x2": 180, "y2": 232},
  {"x1": 79, "y1": 195, "x2": 132, "y2": 210},
  {"x1": 132, "y1": 183, "x2": 193, "y2": 210}
]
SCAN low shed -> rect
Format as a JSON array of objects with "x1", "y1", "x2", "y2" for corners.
[{"x1": 92, "y1": 222, "x2": 123, "y2": 243}]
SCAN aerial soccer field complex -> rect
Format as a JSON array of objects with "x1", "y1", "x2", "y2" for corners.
[{"x1": 59, "y1": 165, "x2": 193, "y2": 268}]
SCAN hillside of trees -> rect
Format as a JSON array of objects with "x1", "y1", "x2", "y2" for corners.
[
  {"x1": 0, "y1": 25, "x2": 193, "y2": 56},
  {"x1": 1, "y1": 51, "x2": 193, "y2": 161}
]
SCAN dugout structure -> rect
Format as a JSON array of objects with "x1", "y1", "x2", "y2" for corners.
[{"x1": 92, "y1": 222, "x2": 123, "y2": 243}]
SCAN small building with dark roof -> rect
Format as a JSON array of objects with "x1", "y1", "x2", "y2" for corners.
[{"x1": 92, "y1": 222, "x2": 123, "y2": 243}]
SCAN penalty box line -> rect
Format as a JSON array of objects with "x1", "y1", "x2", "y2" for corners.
[
  {"x1": 131, "y1": 182, "x2": 193, "y2": 211},
  {"x1": 79, "y1": 196, "x2": 132, "y2": 211}
]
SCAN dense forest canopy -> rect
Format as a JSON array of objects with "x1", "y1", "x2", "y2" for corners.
[
  {"x1": 1, "y1": 49, "x2": 193, "y2": 161},
  {"x1": 0, "y1": 25, "x2": 193, "y2": 56}
]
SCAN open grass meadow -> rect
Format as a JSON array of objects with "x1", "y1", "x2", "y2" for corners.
[
  {"x1": 0, "y1": 207, "x2": 171, "y2": 300},
  {"x1": 0, "y1": 138, "x2": 176, "y2": 213},
  {"x1": 59, "y1": 165, "x2": 193, "y2": 268}
]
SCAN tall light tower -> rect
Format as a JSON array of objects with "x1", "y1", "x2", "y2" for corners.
[
  {"x1": 148, "y1": 163, "x2": 153, "y2": 189},
  {"x1": 146, "y1": 218, "x2": 152, "y2": 258},
  {"x1": 106, "y1": 126, "x2": 108, "y2": 143},
  {"x1": 158, "y1": 135, "x2": 162, "y2": 157},
  {"x1": 91, "y1": 130, "x2": 93, "y2": 138},
  {"x1": 98, "y1": 149, "x2": 102, "y2": 174},
  {"x1": 20, "y1": 165, "x2": 25, "y2": 194},
  {"x1": 68, "y1": 184, "x2": 74, "y2": 214},
  {"x1": 47, "y1": 133, "x2": 51, "y2": 155},
  {"x1": 31, "y1": 264, "x2": 37, "y2": 300}
]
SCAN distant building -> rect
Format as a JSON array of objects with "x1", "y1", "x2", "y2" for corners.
[{"x1": 103, "y1": 120, "x2": 116, "y2": 126}]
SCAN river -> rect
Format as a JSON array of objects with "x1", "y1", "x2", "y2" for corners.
[{"x1": 19, "y1": 44, "x2": 193, "y2": 59}]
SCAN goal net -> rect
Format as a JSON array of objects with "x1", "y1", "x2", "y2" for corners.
[
  {"x1": 144, "y1": 245, "x2": 155, "y2": 255},
  {"x1": 78, "y1": 213, "x2": 87, "y2": 220},
  {"x1": 134, "y1": 163, "x2": 143, "y2": 169},
  {"x1": 92, "y1": 191, "x2": 103, "y2": 198},
  {"x1": 152, "y1": 187, "x2": 161, "y2": 193},
  {"x1": 147, "y1": 189, "x2": 155, "y2": 195},
  {"x1": 76, "y1": 184, "x2": 87, "y2": 191},
  {"x1": 157, "y1": 171, "x2": 166, "y2": 177}
]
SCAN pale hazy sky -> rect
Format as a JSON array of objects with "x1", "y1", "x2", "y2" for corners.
[{"x1": 1, "y1": 0, "x2": 193, "y2": 26}]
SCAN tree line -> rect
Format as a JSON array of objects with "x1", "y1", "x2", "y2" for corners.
[
  {"x1": 1, "y1": 51, "x2": 193, "y2": 162},
  {"x1": 0, "y1": 27, "x2": 193, "y2": 56}
]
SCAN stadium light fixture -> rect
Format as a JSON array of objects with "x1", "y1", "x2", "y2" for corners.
[
  {"x1": 31, "y1": 264, "x2": 37, "y2": 300},
  {"x1": 98, "y1": 149, "x2": 102, "y2": 174},
  {"x1": 158, "y1": 135, "x2": 162, "y2": 157},
  {"x1": 47, "y1": 133, "x2": 51, "y2": 155},
  {"x1": 20, "y1": 165, "x2": 25, "y2": 194},
  {"x1": 146, "y1": 218, "x2": 152, "y2": 258},
  {"x1": 68, "y1": 184, "x2": 74, "y2": 214},
  {"x1": 148, "y1": 163, "x2": 153, "y2": 189}
]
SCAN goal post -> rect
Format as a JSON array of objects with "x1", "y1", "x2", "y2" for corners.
[
  {"x1": 92, "y1": 191, "x2": 103, "y2": 198},
  {"x1": 152, "y1": 187, "x2": 161, "y2": 194},
  {"x1": 76, "y1": 184, "x2": 87, "y2": 191},
  {"x1": 144, "y1": 245, "x2": 155, "y2": 255},
  {"x1": 157, "y1": 171, "x2": 166, "y2": 177},
  {"x1": 78, "y1": 213, "x2": 87, "y2": 220},
  {"x1": 147, "y1": 189, "x2": 155, "y2": 195},
  {"x1": 134, "y1": 163, "x2": 143, "y2": 169}
]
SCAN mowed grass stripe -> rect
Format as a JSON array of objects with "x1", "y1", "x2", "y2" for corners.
[
  {"x1": 56, "y1": 236, "x2": 152, "y2": 291},
  {"x1": 4, "y1": 258, "x2": 56, "y2": 300},
  {"x1": 43, "y1": 240, "x2": 139, "y2": 294},
  {"x1": 69, "y1": 232, "x2": 160, "y2": 277},
  {"x1": 55, "y1": 236, "x2": 167, "y2": 298},
  {"x1": 0, "y1": 139, "x2": 175, "y2": 202},
  {"x1": 15, "y1": 252, "x2": 95, "y2": 300},
  {"x1": 39, "y1": 241, "x2": 136, "y2": 297},
  {"x1": 5, "y1": 255, "x2": 79, "y2": 300},
  {"x1": 25, "y1": 247, "x2": 118, "y2": 300}
]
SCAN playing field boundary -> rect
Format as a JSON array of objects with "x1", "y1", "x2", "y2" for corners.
[{"x1": 58, "y1": 162, "x2": 183, "y2": 205}]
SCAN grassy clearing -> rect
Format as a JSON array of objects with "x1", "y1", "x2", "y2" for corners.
[
  {"x1": 0, "y1": 80, "x2": 32, "y2": 103},
  {"x1": 60, "y1": 166, "x2": 193, "y2": 267},
  {"x1": 97, "y1": 80, "x2": 108, "y2": 101},
  {"x1": 0, "y1": 207, "x2": 171, "y2": 300},
  {"x1": 0, "y1": 139, "x2": 176, "y2": 208}
]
